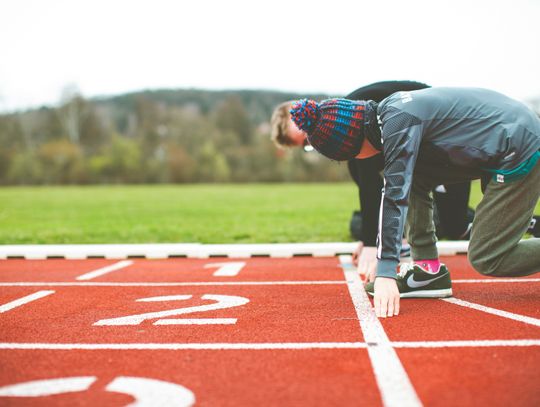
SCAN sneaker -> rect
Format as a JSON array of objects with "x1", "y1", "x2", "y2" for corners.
[
  {"x1": 400, "y1": 243, "x2": 411, "y2": 259},
  {"x1": 364, "y1": 263, "x2": 453, "y2": 298}
]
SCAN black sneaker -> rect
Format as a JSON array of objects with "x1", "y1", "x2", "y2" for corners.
[
  {"x1": 400, "y1": 243, "x2": 411, "y2": 259},
  {"x1": 365, "y1": 263, "x2": 453, "y2": 298}
]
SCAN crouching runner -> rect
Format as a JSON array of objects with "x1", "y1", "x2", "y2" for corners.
[{"x1": 289, "y1": 87, "x2": 540, "y2": 318}]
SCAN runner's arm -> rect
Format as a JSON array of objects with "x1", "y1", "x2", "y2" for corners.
[{"x1": 376, "y1": 108, "x2": 424, "y2": 279}]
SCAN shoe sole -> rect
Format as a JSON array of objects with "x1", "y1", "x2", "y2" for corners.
[
  {"x1": 400, "y1": 288, "x2": 453, "y2": 298},
  {"x1": 366, "y1": 288, "x2": 453, "y2": 299}
]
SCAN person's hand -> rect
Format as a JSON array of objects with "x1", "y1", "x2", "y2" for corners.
[
  {"x1": 352, "y1": 241, "x2": 362, "y2": 267},
  {"x1": 374, "y1": 277, "x2": 400, "y2": 318},
  {"x1": 354, "y1": 242, "x2": 378, "y2": 282}
]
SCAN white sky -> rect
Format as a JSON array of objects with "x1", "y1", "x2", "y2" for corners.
[{"x1": 0, "y1": 0, "x2": 539, "y2": 112}]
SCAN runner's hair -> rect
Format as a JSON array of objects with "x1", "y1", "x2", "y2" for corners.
[{"x1": 270, "y1": 101, "x2": 296, "y2": 147}]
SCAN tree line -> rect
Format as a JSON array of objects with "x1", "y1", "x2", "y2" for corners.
[{"x1": 0, "y1": 88, "x2": 353, "y2": 185}]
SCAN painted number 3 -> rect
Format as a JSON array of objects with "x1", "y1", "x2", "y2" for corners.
[
  {"x1": 94, "y1": 294, "x2": 249, "y2": 326},
  {"x1": 0, "y1": 376, "x2": 195, "y2": 406}
]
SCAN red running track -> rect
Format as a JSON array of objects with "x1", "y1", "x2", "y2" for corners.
[{"x1": 0, "y1": 256, "x2": 539, "y2": 406}]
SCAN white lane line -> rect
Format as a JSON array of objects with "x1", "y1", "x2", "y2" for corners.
[
  {"x1": 339, "y1": 255, "x2": 422, "y2": 407},
  {"x1": 453, "y1": 278, "x2": 540, "y2": 283},
  {"x1": 442, "y1": 297, "x2": 540, "y2": 327},
  {"x1": 3, "y1": 279, "x2": 537, "y2": 287},
  {"x1": 0, "y1": 342, "x2": 368, "y2": 350},
  {"x1": 0, "y1": 290, "x2": 55, "y2": 314},
  {"x1": 0, "y1": 281, "x2": 346, "y2": 287},
  {"x1": 392, "y1": 339, "x2": 540, "y2": 348},
  {"x1": 76, "y1": 260, "x2": 134, "y2": 281},
  {"x1": 0, "y1": 340, "x2": 539, "y2": 351},
  {"x1": 155, "y1": 318, "x2": 237, "y2": 325}
]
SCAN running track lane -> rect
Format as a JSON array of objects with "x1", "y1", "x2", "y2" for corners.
[
  {"x1": 0, "y1": 284, "x2": 363, "y2": 343},
  {"x1": 0, "y1": 258, "x2": 345, "y2": 282},
  {"x1": 0, "y1": 255, "x2": 539, "y2": 406},
  {"x1": 397, "y1": 347, "x2": 540, "y2": 406},
  {"x1": 0, "y1": 349, "x2": 381, "y2": 406}
]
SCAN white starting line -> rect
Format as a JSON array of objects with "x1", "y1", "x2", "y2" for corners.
[
  {"x1": 0, "y1": 281, "x2": 348, "y2": 287},
  {"x1": 1, "y1": 278, "x2": 539, "y2": 287},
  {"x1": 0, "y1": 339, "x2": 539, "y2": 351}
]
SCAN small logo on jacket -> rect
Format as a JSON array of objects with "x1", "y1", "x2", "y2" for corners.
[
  {"x1": 496, "y1": 174, "x2": 505, "y2": 183},
  {"x1": 504, "y1": 151, "x2": 516, "y2": 160},
  {"x1": 399, "y1": 92, "x2": 413, "y2": 104}
]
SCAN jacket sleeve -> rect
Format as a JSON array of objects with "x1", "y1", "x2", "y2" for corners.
[{"x1": 376, "y1": 108, "x2": 424, "y2": 279}]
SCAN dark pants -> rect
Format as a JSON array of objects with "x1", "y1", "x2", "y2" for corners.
[
  {"x1": 433, "y1": 183, "x2": 473, "y2": 239},
  {"x1": 347, "y1": 158, "x2": 473, "y2": 245},
  {"x1": 467, "y1": 162, "x2": 540, "y2": 277}
]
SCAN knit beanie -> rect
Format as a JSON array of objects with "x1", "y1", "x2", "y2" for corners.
[{"x1": 290, "y1": 98, "x2": 367, "y2": 161}]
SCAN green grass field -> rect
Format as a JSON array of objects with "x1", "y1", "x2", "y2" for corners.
[{"x1": 0, "y1": 183, "x2": 538, "y2": 244}]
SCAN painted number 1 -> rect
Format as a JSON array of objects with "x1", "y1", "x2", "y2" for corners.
[
  {"x1": 94, "y1": 294, "x2": 249, "y2": 326},
  {"x1": 204, "y1": 262, "x2": 246, "y2": 277}
]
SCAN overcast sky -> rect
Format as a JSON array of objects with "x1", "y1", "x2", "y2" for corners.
[{"x1": 1, "y1": 0, "x2": 539, "y2": 112}]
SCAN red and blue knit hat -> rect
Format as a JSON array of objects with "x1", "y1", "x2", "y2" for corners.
[{"x1": 290, "y1": 98, "x2": 366, "y2": 161}]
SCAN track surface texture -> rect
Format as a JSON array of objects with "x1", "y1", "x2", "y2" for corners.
[{"x1": 0, "y1": 255, "x2": 538, "y2": 406}]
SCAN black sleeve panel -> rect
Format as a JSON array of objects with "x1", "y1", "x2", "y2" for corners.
[{"x1": 376, "y1": 108, "x2": 424, "y2": 278}]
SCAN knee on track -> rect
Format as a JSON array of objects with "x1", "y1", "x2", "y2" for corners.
[{"x1": 468, "y1": 250, "x2": 502, "y2": 276}]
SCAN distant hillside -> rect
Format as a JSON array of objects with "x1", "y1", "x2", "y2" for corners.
[
  {"x1": 4, "y1": 87, "x2": 535, "y2": 186},
  {"x1": 94, "y1": 88, "x2": 332, "y2": 125},
  {"x1": 0, "y1": 88, "x2": 350, "y2": 185}
]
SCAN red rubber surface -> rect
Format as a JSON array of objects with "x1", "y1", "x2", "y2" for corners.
[
  {"x1": 381, "y1": 284, "x2": 540, "y2": 341},
  {"x1": 0, "y1": 255, "x2": 539, "y2": 406},
  {"x1": 0, "y1": 259, "x2": 118, "y2": 282},
  {"x1": 0, "y1": 285, "x2": 362, "y2": 343},
  {"x1": 0, "y1": 349, "x2": 381, "y2": 406},
  {"x1": 0, "y1": 258, "x2": 344, "y2": 282},
  {"x1": 398, "y1": 347, "x2": 540, "y2": 407}
]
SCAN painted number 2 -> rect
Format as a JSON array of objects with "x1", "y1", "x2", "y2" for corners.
[{"x1": 94, "y1": 294, "x2": 249, "y2": 326}]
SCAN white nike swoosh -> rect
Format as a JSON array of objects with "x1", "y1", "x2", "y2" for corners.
[{"x1": 407, "y1": 273, "x2": 449, "y2": 288}]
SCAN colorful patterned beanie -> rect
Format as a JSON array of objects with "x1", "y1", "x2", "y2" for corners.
[{"x1": 290, "y1": 98, "x2": 366, "y2": 161}]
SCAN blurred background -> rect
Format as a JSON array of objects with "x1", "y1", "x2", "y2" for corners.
[{"x1": 1, "y1": 0, "x2": 539, "y2": 186}]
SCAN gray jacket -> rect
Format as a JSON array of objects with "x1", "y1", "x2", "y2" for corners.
[{"x1": 375, "y1": 87, "x2": 540, "y2": 278}]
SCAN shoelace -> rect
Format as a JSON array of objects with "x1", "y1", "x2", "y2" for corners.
[{"x1": 397, "y1": 262, "x2": 416, "y2": 278}]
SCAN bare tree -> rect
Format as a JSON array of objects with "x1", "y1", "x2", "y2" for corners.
[{"x1": 58, "y1": 84, "x2": 82, "y2": 144}]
